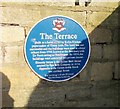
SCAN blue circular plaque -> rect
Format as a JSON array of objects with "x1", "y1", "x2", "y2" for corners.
[{"x1": 24, "y1": 15, "x2": 90, "y2": 82}]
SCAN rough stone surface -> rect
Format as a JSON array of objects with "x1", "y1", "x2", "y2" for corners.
[
  {"x1": 1, "y1": 6, "x2": 86, "y2": 27},
  {"x1": 89, "y1": 28, "x2": 112, "y2": 43},
  {"x1": 1, "y1": 0, "x2": 75, "y2": 6},
  {"x1": 114, "y1": 61, "x2": 120, "y2": 79},
  {"x1": 0, "y1": 26, "x2": 25, "y2": 43},
  {"x1": 88, "y1": 2, "x2": 119, "y2": 8},
  {"x1": 79, "y1": 68, "x2": 89, "y2": 81},
  {"x1": 88, "y1": 9, "x2": 119, "y2": 28},
  {"x1": 90, "y1": 45, "x2": 102, "y2": 60},
  {"x1": 3, "y1": 46, "x2": 18, "y2": 63},
  {"x1": 91, "y1": 81, "x2": 119, "y2": 107},
  {"x1": 79, "y1": 60, "x2": 91, "y2": 81},
  {"x1": 103, "y1": 44, "x2": 118, "y2": 61},
  {"x1": 91, "y1": 62, "x2": 114, "y2": 81},
  {"x1": 88, "y1": 11, "x2": 113, "y2": 27},
  {"x1": 1, "y1": 63, "x2": 39, "y2": 107},
  {"x1": 113, "y1": 29, "x2": 120, "y2": 43},
  {"x1": 0, "y1": 1, "x2": 119, "y2": 108},
  {"x1": 0, "y1": 47, "x2": 2, "y2": 65}
]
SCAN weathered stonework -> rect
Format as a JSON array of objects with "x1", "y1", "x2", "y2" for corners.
[
  {"x1": 114, "y1": 61, "x2": 120, "y2": 79},
  {"x1": 0, "y1": 1, "x2": 119, "y2": 108},
  {"x1": 0, "y1": 26, "x2": 25, "y2": 43},
  {"x1": 91, "y1": 62, "x2": 114, "y2": 81},
  {"x1": 103, "y1": 44, "x2": 118, "y2": 61}
]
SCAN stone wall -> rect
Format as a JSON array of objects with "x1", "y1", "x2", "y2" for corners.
[{"x1": 0, "y1": 1, "x2": 119, "y2": 107}]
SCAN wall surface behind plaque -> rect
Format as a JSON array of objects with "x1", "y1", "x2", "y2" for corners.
[{"x1": 0, "y1": 1, "x2": 119, "y2": 107}]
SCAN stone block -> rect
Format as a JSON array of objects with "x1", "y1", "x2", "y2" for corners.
[
  {"x1": 1, "y1": 1, "x2": 120, "y2": 108},
  {"x1": 88, "y1": 2, "x2": 119, "y2": 8},
  {"x1": 65, "y1": 87, "x2": 91, "y2": 101},
  {"x1": 114, "y1": 61, "x2": 120, "y2": 79},
  {"x1": 88, "y1": 11, "x2": 119, "y2": 27},
  {"x1": 0, "y1": 26, "x2": 25, "y2": 43},
  {"x1": 25, "y1": 27, "x2": 31, "y2": 36},
  {"x1": 91, "y1": 62, "x2": 113, "y2": 81},
  {"x1": 91, "y1": 81, "x2": 119, "y2": 107},
  {"x1": 79, "y1": 68, "x2": 88, "y2": 81},
  {"x1": 1, "y1": 43, "x2": 25, "y2": 64},
  {"x1": 1, "y1": 63, "x2": 39, "y2": 107},
  {"x1": 103, "y1": 44, "x2": 118, "y2": 61},
  {"x1": 1, "y1": 6, "x2": 41, "y2": 27},
  {"x1": 1, "y1": 0, "x2": 75, "y2": 6},
  {"x1": 1, "y1": 5, "x2": 86, "y2": 27},
  {"x1": 84, "y1": 25, "x2": 95, "y2": 35},
  {"x1": 2, "y1": 91, "x2": 14, "y2": 107},
  {"x1": 0, "y1": 47, "x2": 3, "y2": 66},
  {"x1": 4, "y1": 46, "x2": 18, "y2": 63},
  {"x1": 18, "y1": 45, "x2": 25, "y2": 64},
  {"x1": 101, "y1": 11, "x2": 119, "y2": 28},
  {"x1": 1, "y1": 44, "x2": 40, "y2": 107},
  {"x1": 60, "y1": 81, "x2": 92, "y2": 101},
  {"x1": 89, "y1": 28, "x2": 112, "y2": 43},
  {"x1": 45, "y1": 10, "x2": 86, "y2": 26},
  {"x1": 27, "y1": 86, "x2": 65, "y2": 107},
  {"x1": 91, "y1": 45, "x2": 102, "y2": 60},
  {"x1": 113, "y1": 29, "x2": 120, "y2": 43},
  {"x1": 79, "y1": 60, "x2": 91, "y2": 81},
  {"x1": 43, "y1": 0, "x2": 75, "y2": 6}
]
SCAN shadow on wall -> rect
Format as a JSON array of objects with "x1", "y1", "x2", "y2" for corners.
[
  {"x1": 27, "y1": 5, "x2": 120, "y2": 107},
  {"x1": 89, "y1": 6, "x2": 120, "y2": 46},
  {"x1": 0, "y1": 72, "x2": 14, "y2": 108}
]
